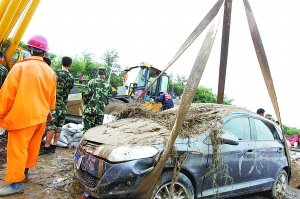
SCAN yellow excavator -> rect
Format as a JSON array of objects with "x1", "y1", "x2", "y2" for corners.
[
  {"x1": 0, "y1": 0, "x2": 39, "y2": 69},
  {"x1": 66, "y1": 62, "x2": 173, "y2": 123},
  {"x1": 110, "y1": 62, "x2": 171, "y2": 110}
]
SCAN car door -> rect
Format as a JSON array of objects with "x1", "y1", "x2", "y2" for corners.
[
  {"x1": 201, "y1": 114, "x2": 255, "y2": 197},
  {"x1": 250, "y1": 118, "x2": 287, "y2": 190}
]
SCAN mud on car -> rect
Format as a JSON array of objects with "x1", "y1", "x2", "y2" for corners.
[{"x1": 74, "y1": 104, "x2": 291, "y2": 198}]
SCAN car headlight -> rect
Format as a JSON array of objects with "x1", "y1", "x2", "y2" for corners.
[{"x1": 107, "y1": 145, "x2": 159, "y2": 162}]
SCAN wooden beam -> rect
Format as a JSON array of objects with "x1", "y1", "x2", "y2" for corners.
[
  {"x1": 217, "y1": 0, "x2": 232, "y2": 104},
  {"x1": 243, "y1": 0, "x2": 281, "y2": 126}
]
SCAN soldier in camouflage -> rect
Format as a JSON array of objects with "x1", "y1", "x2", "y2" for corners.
[
  {"x1": 82, "y1": 67, "x2": 111, "y2": 132},
  {"x1": 40, "y1": 56, "x2": 74, "y2": 154},
  {"x1": 0, "y1": 51, "x2": 8, "y2": 88}
]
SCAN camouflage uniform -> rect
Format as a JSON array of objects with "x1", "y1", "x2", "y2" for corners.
[
  {"x1": 0, "y1": 64, "x2": 8, "y2": 88},
  {"x1": 82, "y1": 76, "x2": 111, "y2": 132},
  {"x1": 47, "y1": 69, "x2": 74, "y2": 132}
]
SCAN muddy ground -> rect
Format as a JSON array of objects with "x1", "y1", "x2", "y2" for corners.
[{"x1": 0, "y1": 138, "x2": 83, "y2": 199}]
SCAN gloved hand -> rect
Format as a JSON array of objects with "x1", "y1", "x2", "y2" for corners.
[
  {"x1": 150, "y1": 98, "x2": 155, "y2": 104},
  {"x1": 0, "y1": 127, "x2": 6, "y2": 136}
]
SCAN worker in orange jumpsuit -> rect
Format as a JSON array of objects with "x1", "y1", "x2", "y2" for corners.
[{"x1": 0, "y1": 35, "x2": 57, "y2": 197}]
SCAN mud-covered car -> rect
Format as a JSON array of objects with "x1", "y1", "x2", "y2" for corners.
[{"x1": 74, "y1": 104, "x2": 291, "y2": 198}]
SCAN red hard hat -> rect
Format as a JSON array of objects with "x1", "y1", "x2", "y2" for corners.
[{"x1": 27, "y1": 35, "x2": 49, "y2": 51}]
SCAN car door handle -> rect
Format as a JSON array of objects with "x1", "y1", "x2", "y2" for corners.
[
  {"x1": 244, "y1": 150, "x2": 255, "y2": 156},
  {"x1": 277, "y1": 148, "x2": 283, "y2": 153}
]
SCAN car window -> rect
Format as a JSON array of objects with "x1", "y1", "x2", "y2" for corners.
[
  {"x1": 224, "y1": 117, "x2": 251, "y2": 140},
  {"x1": 275, "y1": 126, "x2": 284, "y2": 141},
  {"x1": 253, "y1": 119, "x2": 275, "y2": 141}
]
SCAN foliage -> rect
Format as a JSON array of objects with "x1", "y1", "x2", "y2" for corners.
[
  {"x1": 102, "y1": 49, "x2": 119, "y2": 67},
  {"x1": 194, "y1": 86, "x2": 216, "y2": 103},
  {"x1": 170, "y1": 78, "x2": 233, "y2": 105},
  {"x1": 102, "y1": 49, "x2": 123, "y2": 87},
  {"x1": 283, "y1": 125, "x2": 300, "y2": 136},
  {"x1": 19, "y1": 41, "x2": 27, "y2": 49},
  {"x1": 45, "y1": 52, "x2": 60, "y2": 68},
  {"x1": 169, "y1": 80, "x2": 184, "y2": 97},
  {"x1": 81, "y1": 50, "x2": 101, "y2": 79},
  {"x1": 0, "y1": 39, "x2": 11, "y2": 51}
]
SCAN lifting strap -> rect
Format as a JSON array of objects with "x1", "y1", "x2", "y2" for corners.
[{"x1": 137, "y1": 0, "x2": 224, "y2": 100}]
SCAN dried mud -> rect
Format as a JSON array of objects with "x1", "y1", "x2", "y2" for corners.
[
  {"x1": 112, "y1": 102, "x2": 249, "y2": 133},
  {"x1": 85, "y1": 103, "x2": 247, "y2": 147}
]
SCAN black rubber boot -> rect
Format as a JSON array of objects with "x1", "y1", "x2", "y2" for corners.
[
  {"x1": 50, "y1": 144, "x2": 56, "y2": 153},
  {"x1": 23, "y1": 168, "x2": 29, "y2": 183},
  {"x1": 39, "y1": 146, "x2": 51, "y2": 155}
]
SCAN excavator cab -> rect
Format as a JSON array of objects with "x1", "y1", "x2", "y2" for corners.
[
  {"x1": 103, "y1": 62, "x2": 171, "y2": 114},
  {"x1": 10, "y1": 48, "x2": 31, "y2": 65},
  {"x1": 117, "y1": 62, "x2": 170, "y2": 101}
]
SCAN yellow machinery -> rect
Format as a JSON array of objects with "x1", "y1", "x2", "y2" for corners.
[
  {"x1": 111, "y1": 62, "x2": 171, "y2": 111},
  {"x1": 0, "y1": 0, "x2": 40, "y2": 69},
  {"x1": 66, "y1": 62, "x2": 172, "y2": 123}
]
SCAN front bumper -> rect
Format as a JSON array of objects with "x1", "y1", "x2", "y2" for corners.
[{"x1": 74, "y1": 147, "x2": 155, "y2": 198}]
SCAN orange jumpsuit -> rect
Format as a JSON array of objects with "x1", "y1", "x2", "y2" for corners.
[{"x1": 0, "y1": 56, "x2": 56, "y2": 183}]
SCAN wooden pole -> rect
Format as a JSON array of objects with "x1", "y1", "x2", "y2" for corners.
[
  {"x1": 243, "y1": 0, "x2": 282, "y2": 126},
  {"x1": 243, "y1": 0, "x2": 291, "y2": 178},
  {"x1": 217, "y1": 0, "x2": 232, "y2": 104}
]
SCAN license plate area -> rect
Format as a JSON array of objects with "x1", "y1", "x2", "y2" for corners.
[{"x1": 74, "y1": 150, "x2": 84, "y2": 169}]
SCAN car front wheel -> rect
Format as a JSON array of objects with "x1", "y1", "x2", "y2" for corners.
[
  {"x1": 153, "y1": 171, "x2": 194, "y2": 199},
  {"x1": 270, "y1": 170, "x2": 288, "y2": 199}
]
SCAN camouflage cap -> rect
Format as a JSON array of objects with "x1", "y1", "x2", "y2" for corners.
[{"x1": 98, "y1": 66, "x2": 107, "y2": 75}]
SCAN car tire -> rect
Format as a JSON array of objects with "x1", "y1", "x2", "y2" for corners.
[
  {"x1": 152, "y1": 171, "x2": 194, "y2": 199},
  {"x1": 269, "y1": 170, "x2": 288, "y2": 199}
]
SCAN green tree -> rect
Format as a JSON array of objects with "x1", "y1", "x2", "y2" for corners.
[
  {"x1": 193, "y1": 86, "x2": 216, "y2": 103},
  {"x1": 79, "y1": 50, "x2": 100, "y2": 79},
  {"x1": 71, "y1": 56, "x2": 86, "y2": 77},
  {"x1": 283, "y1": 125, "x2": 300, "y2": 136},
  {"x1": 170, "y1": 75, "x2": 233, "y2": 105},
  {"x1": 102, "y1": 49, "x2": 119, "y2": 67},
  {"x1": 45, "y1": 52, "x2": 60, "y2": 69},
  {"x1": 102, "y1": 49, "x2": 123, "y2": 86},
  {"x1": 170, "y1": 81, "x2": 184, "y2": 97}
]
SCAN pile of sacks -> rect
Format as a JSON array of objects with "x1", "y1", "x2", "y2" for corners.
[
  {"x1": 49, "y1": 115, "x2": 117, "y2": 148},
  {"x1": 56, "y1": 123, "x2": 84, "y2": 148}
]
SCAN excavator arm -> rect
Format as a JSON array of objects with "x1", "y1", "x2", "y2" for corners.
[{"x1": 0, "y1": 0, "x2": 40, "y2": 69}]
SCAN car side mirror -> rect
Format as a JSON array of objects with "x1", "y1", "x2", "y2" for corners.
[{"x1": 221, "y1": 131, "x2": 239, "y2": 145}]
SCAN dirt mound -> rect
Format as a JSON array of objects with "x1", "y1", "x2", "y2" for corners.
[
  {"x1": 112, "y1": 102, "x2": 250, "y2": 132},
  {"x1": 84, "y1": 103, "x2": 251, "y2": 149}
]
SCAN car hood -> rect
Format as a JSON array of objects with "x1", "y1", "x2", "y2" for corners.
[{"x1": 83, "y1": 117, "x2": 171, "y2": 147}]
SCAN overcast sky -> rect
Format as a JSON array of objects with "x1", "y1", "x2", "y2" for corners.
[{"x1": 19, "y1": 0, "x2": 300, "y2": 128}]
